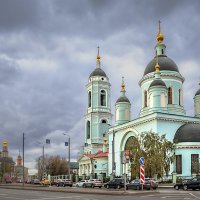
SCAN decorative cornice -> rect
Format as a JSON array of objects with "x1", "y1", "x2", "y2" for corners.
[
  {"x1": 109, "y1": 115, "x2": 200, "y2": 133},
  {"x1": 176, "y1": 145, "x2": 200, "y2": 149},
  {"x1": 139, "y1": 72, "x2": 185, "y2": 86}
]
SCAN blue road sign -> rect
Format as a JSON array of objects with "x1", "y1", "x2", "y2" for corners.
[{"x1": 139, "y1": 157, "x2": 145, "y2": 165}]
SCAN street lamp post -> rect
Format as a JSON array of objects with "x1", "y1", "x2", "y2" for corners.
[
  {"x1": 63, "y1": 133, "x2": 70, "y2": 177},
  {"x1": 22, "y1": 133, "x2": 25, "y2": 187}
]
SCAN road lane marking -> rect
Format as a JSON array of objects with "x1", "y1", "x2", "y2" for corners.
[{"x1": 189, "y1": 193, "x2": 200, "y2": 200}]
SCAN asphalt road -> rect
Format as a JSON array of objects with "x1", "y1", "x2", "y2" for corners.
[{"x1": 0, "y1": 188, "x2": 200, "y2": 200}]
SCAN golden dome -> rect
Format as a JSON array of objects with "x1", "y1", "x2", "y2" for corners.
[
  {"x1": 157, "y1": 32, "x2": 164, "y2": 43},
  {"x1": 3, "y1": 140, "x2": 7, "y2": 147}
]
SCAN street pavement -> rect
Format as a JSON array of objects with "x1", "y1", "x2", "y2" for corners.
[{"x1": 0, "y1": 187, "x2": 200, "y2": 200}]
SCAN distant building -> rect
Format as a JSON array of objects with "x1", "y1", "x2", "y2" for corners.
[
  {"x1": 14, "y1": 153, "x2": 28, "y2": 182},
  {"x1": 0, "y1": 140, "x2": 15, "y2": 181}
]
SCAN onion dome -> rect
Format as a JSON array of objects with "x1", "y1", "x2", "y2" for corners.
[
  {"x1": 89, "y1": 47, "x2": 107, "y2": 78},
  {"x1": 116, "y1": 96, "x2": 130, "y2": 103},
  {"x1": 150, "y1": 79, "x2": 166, "y2": 87},
  {"x1": 195, "y1": 89, "x2": 200, "y2": 96},
  {"x1": 144, "y1": 55, "x2": 179, "y2": 76},
  {"x1": 174, "y1": 123, "x2": 200, "y2": 143},
  {"x1": 89, "y1": 68, "x2": 107, "y2": 78},
  {"x1": 116, "y1": 77, "x2": 130, "y2": 103},
  {"x1": 195, "y1": 85, "x2": 200, "y2": 96},
  {"x1": 144, "y1": 21, "x2": 179, "y2": 76}
]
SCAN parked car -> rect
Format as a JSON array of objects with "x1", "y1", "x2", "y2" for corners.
[
  {"x1": 40, "y1": 179, "x2": 51, "y2": 186},
  {"x1": 51, "y1": 179, "x2": 59, "y2": 186},
  {"x1": 183, "y1": 177, "x2": 200, "y2": 190},
  {"x1": 174, "y1": 177, "x2": 192, "y2": 190},
  {"x1": 33, "y1": 179, "x2": 40, "y2": 184},
  {"x1": 76, "y1": 180, "x2": 91, "y2": 188},
  {"x1": 104, "y1": 178, "x2": 126, "y2": 189},
  {"x1": 126, "y1": 178, "x2": 158, "y2": 190},
  {"x1": 88, "y1": 179, "x2": 103, "y2": 188},
  {"x1": 56, "y1": 179, "x2": 73, "y2": 187}
]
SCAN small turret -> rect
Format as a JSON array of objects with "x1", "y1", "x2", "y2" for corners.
[
  {"x1": 194, "y1": 84, "x2": 200, "y2": 118},
  {"x1": 115, "y1": 77, "x2": 131, "y2": 125}
]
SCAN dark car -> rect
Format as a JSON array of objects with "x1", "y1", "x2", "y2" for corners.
[
  {"x1": 56, "y1": 179, "x2": 73, "y2": 187},
  {"x1": 104, "y1": 178, "x2": 125, "y2": 189},
  {"x1": 174, "y1": 177, "x2": 192, "y2": 190},
  {"x1": 183, "y1": 177, "x2": 200, "y2": 190},
  {"x1": 126, "y1": 179, "x2": 158, "y2": 190}
]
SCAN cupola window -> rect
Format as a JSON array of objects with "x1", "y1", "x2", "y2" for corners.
[
  {"x1": 176, "y1": 155, "x2": 182, "y2": 174},
  {"x1": 168, "y1": 87, "x2": 173, "y2": 104},
  {"x1": 86, "y1": 121, "x2": 90, "y2": 139},
  {"x1": 178, "y1": 89, "x2": 182, "y2": 106},
  {"x1": 191, "y1": 154, "x2": 199, "y2": 174},
  {"x1": 100, "y1": 90, "x2": 106, "y2": 106},
  {"x1": 88, "y1": 91, "x2": 91, "y2": 107},
  {"x1": 144, "y1": 91, "x2": 147, "y2": 107}
]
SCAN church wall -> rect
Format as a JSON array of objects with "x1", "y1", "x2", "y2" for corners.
[{"x1": 176, "y1": 147, "x2": 200, "y2": 177}]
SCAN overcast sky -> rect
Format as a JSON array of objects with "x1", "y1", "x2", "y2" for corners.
[{"x1": 0, "y1": 0, "x2": 200, "y2": 174}]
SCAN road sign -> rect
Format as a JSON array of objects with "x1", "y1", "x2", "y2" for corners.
[
  {"x1": 139, "y1": 157, "x2": 145, "y2": 165},
  {"x1": 140, "y1": 164, "x2": 145, "y2": 185}
]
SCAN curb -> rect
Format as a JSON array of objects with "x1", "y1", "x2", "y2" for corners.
[{"x1": 0, "y1": 185, "x2": 159, "y2": 196}]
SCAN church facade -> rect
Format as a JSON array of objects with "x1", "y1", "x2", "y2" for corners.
[{"x1": 78, "y1": 25, "x2": 200, "y2": 179}]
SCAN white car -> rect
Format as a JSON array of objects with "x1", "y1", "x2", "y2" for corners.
[
  {"x1": 76, "y1": 180, "x2": 91, "y2": 188},
  {"x1": 88, "y1": 179, "x2": 103, "y2": 188}
]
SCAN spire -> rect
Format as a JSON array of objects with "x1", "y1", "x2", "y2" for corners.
[
  {"x1": 96, "y1": 46, "x2": 101, "y2": 68},
  {"x1": 156, "y1": 20, "x2": 164, "y2": 43},
  {"x1": 121, "y1": 76, "x2": 125, "y2": 92},
  {"x1": 155, "y1": 53, "x2": 161, "y2": 79},
  {"x1": 121, "y1": 76, "x2": 126, "y2": 96}
]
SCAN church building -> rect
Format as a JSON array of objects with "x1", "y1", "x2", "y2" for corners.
[{"x1": 78, "y1": 24, "x2": 200, "y2": 179}]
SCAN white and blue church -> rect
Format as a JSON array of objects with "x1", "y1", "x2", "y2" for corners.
[{"x1": 78, "y1": 25, "x2": 200, "y2": 180}]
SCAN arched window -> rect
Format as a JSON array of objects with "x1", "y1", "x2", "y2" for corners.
[
  {"x1": 88, "y1": 91, "x2": 91, "y2": 107},
  {"x1": 101, "y1": 119, "x2": 107, "y2": 123},
  {"x1": 168, "y1": 87, "x2": 173, "y2": 104},
  {"x1": 100, "y1": 90, "x2": 106, "y2": 106},
  {"x1": 144, "y1": 91, "x2": 147, "y2": 107},
  {"x1": 86, "y1": 121, "x2": 90, "y2": 139},
  {"x1": 179, "y1": 89, "x2": 181, "y2": 106}
]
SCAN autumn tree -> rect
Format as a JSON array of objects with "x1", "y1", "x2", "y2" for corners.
[
  {"x1": 36, "y1": 155, "x2": 68, "y2": 179},
  {"x1": 125, "y1": 131, "x2": 175, "y2": 179}
]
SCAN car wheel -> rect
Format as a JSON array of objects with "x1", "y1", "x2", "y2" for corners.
[
  {"x1": 106, "y1": 185, "x2": 109, "y2": 189},
  {"x1": 76, "y1": 184, "x2": 79, "y2": 187},
  {"x1": 56, "y1": 184, "x2": 59, "y2": 187},
  {"x1": 183, "y1": 185, "x2": 188, "y2": 190},
  {"x1": 175, "y1": 185, "x2": 179, "y2": 190},
  {"x1": 117, "y1": 185, "x2": 120, "y2": 189},
  {"x1": 136, "y1": 186, "x2": 140, "y2": 190},
  {"x1": 99, "y1": 186, "x2": 102, "y2": 188}
]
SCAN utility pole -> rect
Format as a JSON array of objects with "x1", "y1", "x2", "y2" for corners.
[
  {"x1": 68, "y1": 137, "x2": 70, "y2": 177},
  {"x1": 22, "y1": 133, "x2": 25, "y2": 187},
  {"x1": 42, "y1": 145, "x2": 44, "y2": 180}
]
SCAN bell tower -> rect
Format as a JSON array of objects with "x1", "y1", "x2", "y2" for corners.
[{"x1": 84, "y1": 47, "x2": 112, "y2": 154}]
